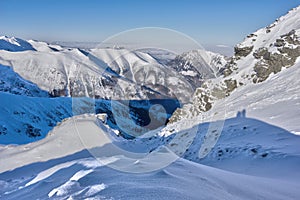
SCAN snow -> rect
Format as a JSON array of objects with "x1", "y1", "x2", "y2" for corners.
[
  {"x1": 0, "y1": 148, "x2": 300, "y2": 199},
  {"x1": 202, "y1": 60, "x2": 300, "y2": 134},
  {"x1": 48, "y1": 170, "x2": 99, "y2": 198},
  {"x1": 1, "y1": 5, "x2": 300, "y2": 199},
  {"x1": 234, "y1": 4, "x2": 300, "y2": 71},
  {"x1": 0, "y1": 36, "x2": 208, "y2": 102},
  {"x1": 0, "y1": 91, "x2": 300, "y2": 198},
  {"x1": 48, "y1": 181, "x2": 77, "y2": 197},
  {"x1": 0, "y1": 115, "x2": 110, "y2": 173},
  {"x1": 0, "y1": 36, "x2": 21, "y2": 47},
  {"x1": 0, "y1": 64, "x2": 49, "y2": 97},
  {"x1": 216, "y1": 44, "x2": 229, "y2": 48},
  {"x1": 25, "y1": 161, "x2": 78, "y2": 187},
  {"x1": 0, "y1": 36, "x2": 36, "y2": 52},
  {"x1": 27, "y1": 40, "x2": 63, "y2": 52},
  {"x1": 69, "y1": 169, "x2": 94, "y2": 181},
  {"x1": 84, "y1": 184, "x2": 106, "y2": 196},
  {"x1": 180, "y1": 70, "x2": 198, "y2": 76},
  {"x1": 156, "y1": 57, "x2": 300, "y2": 182}
]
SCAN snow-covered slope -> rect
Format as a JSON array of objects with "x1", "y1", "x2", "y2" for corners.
[
  {"x1": 0, "y1": 90, "x2": 180, "y2": 144},
  {"x1": 168, "y1": 49, "x2": 226, "y2": 88},
  {"x1": 27, "y1": 40, "x2": 63, "y2": 52},
  {"x1": 0, "y1": 35, "x2": 225, "y2": 142},
  {"x1": 158, "y1": 60, "x2": 300, "y2": 177},
  {"x1": 169, "y1": 59, "x2": 300, "y2": 133},
  {"x1": 202, "y1": 60, "x2": 300, "y2": 134},
  {"x1": 229, "y1": 5, "x2": 300, "y2": 84},
  {"x1": 0, "y1": 115, "x2": 299, "y2": 200},
  {"x1": 0, "y1": 92, "x2": 72, "y2": 144},
  {"x1": 0, "y1": 46, "x2": 113, "y2": 97},
  {"x1": 0, "y1": 37, "x2": 218, "y2": 101},
  {"x1": 1, "y1": 156, "x2": 299, "y2": 200},
  {"x1": 162, "y1": 112, "x2": 300, "y2": 181},
  {"x1": 158, "y1": 5, "x2": 300, "y2": 180},
  {"x1": 1, "y1": 6, "x2": 300, "y2": 200},
  {"x1": 0, "y1": 36, "x2": 64, "y2": 53},
  {"x1": 0, "y1": 36, "x2": 35, "y2": 52},
  {"x1": 0, "y1": 64, "x2": 49, "y2": 97},
  {"x1": 170, "y1": 5, "x2": 300, "y2": 122}
]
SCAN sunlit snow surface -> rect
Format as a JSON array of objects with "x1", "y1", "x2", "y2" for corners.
[
  {"x1": 1, "y1": 6, "x2": 300, "y2": 200},
  {"x1": 0, "y1": 107, "x2": 300, "y2": 199}
]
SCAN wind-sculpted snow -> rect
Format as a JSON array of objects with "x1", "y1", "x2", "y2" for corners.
[
  {"x1": 0, "y1": 114, "x2": 300, "y2": 199},
  {"x1": 0, "y1": 8, "x2": 300, "y2": 199}
]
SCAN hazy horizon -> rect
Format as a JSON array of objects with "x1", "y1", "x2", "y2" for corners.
[{"x1": 1, "y1": 0, "x2": 300, "y2": 47}]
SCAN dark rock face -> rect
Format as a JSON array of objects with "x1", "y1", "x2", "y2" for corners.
[
  {"x1": 224, "y1": 79, "x2": 237, "y2": 95},
  {"x1": 221, "y1": 46, "x2": 254, "y2": 78},
  {"x1": 281, "y1": 30, "x2": 300, "y2": 45},
  {"x1": 253, "y1": 52, "x2": 296, "y2": 83},
  {"x1": 274, "y1": 39, "x2": 285, "y2": 47},
  {"x1": 0, "y1": 125, "x2": 7, "y2": 135},
  {"x1": 221, "y1": 59, "x2": 235, "y2": 77},
  {"x1": 49, "y1": 88, "x2": 67, "y2": 97},
  {"x1": 253, "y1": 48, "x2": 270, "y2": 59},
  {"x1": 24, "y1": 124, "x2": 41, "y2": 138},
  {"x1": 234, "y1": 46, "x2": 254, "y2": 58},
  {"x1": 253, "y1": 30, "x2": 300, "y2": 83},
  {"x1": 193, "y1": 88, "x2": 212, "y2": 112},
  {"x1": 279, "y1": 46, "x2": 300, "y2": 58},
  {"x1": 168, "y1": 88, "x2": 213, "y2": 123},
  {"x1": 247, "y1": 33, "x2": 258, "y2": 38}
]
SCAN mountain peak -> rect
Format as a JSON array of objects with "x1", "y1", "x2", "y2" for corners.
[
  {"x1": 170, "y1": 5, "x2": 300, "y2": 123},
  {"x1": 0, "y1": 35, "x2": 36, "y2": 52}
]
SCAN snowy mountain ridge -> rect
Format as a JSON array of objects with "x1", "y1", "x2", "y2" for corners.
[
  {"x1": 0, "y1": 35, "x2": 227, "y2": 143},
  {"x1": 167, "y1": 49, "x2": 227, "y2": 88},
  {"x1": 170, "y1": 5, "x2": 300, "y2": 124},
  {"x1": 0, "y1": 37, "x2": 225, "y2": 101},
  {"x1": 1, "y1": 5, "x2": 300, "y2": 200},
  {"x1": 0, "y1": 36, "x2": 36, "y2": 52}
]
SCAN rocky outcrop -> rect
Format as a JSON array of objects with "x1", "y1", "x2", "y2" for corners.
[
  {"x1": 253, "y1": 30, "x2": 300, "y2": 83},
  {"x1": 234, "y1": 46, "x2": 254, "y2": 58},
  {"x1": 169, "y1": 7, "x2": 300, "y2": 125},
  {"x1": 169, "y1": 88, "x2": 213, "y2": 123},
  {"x1": 224, "y1": 79, "x2": 237, "y2": 95}
]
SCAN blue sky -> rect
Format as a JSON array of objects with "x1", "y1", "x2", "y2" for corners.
[{"x1": 1, "y1": 0, "x2": 300, "y2": 46}]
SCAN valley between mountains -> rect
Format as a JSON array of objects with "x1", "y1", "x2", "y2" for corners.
[{"x1": 0, "y1": 5, "x2": 300, "y2": 200}]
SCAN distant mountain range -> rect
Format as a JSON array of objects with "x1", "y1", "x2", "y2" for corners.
[
  {"x1": 0, "y1": 36, "x2": 226, "y2": 101},
  {"x1": 1, "y1": 5, "x2": 300, "y2": 200},
  {"x1": 1, "y1": 5, "x2": 300, "y2": 144},
  {"x1": 0, "y1": 33, "x2": 226, "y2": 143}
]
